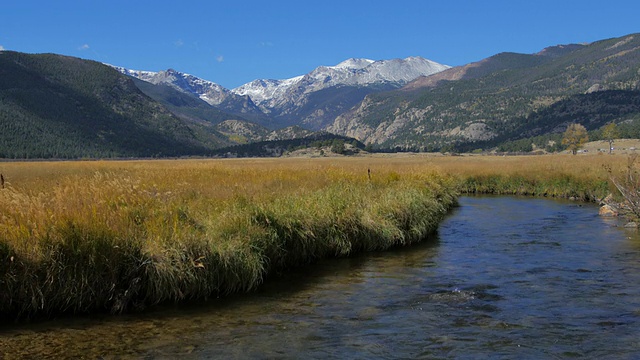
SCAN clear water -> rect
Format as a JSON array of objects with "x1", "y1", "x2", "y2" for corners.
[{"x1": 2, "y1": 196, "x2": 640, "y2": 359}]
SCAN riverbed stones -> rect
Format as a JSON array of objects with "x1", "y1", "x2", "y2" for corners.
[{"x1": 599, "y1": 204, "x2": 618, "y2": 217}]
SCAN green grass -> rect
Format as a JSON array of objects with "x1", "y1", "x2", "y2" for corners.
[
  {"x1": 425, "y1": 153, "x2": 619, "y2": 202},
  {"x1": 459, "y1": 173, "x2": 610, "y2": 201}
]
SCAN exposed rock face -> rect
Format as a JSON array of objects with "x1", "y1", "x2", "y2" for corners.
[
  {"x1": 232, "y1": 57, "x2": 450, "y2": 129},
  {"x1": 110, "y1": 66, "x2": 265, "y2": 119},
  {"x1": 586, "y1": 84, "x2": 605, "y2": 93},
  {"x1": 326, "y1": 95, "x2": 498, "y2": 146},
  {"x1": 325, "y1": 96, "x2": 385, "y2": 144},
  {"x1": 213, "y1": 120, "x2": 314, "y2": 142},
  {"x1": 463, "y1": 123, "x2": 496, "y2": 141},
  {"x1": 264, "y1": 126, "x2": 315, "y2": 141},
  {"x1": 112, "y1": 57, "x2": 450, "y2": 131},
  {"x1": 326, "y1": 34, "x2": 640, "y2": 149},
  {"x1": 214, "y1": 120, "x2": 269, "y2": 142}
]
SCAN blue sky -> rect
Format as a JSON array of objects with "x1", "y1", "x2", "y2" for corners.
[{"x1": 3, "y1": 1, "x2": 639, "y2": 89}]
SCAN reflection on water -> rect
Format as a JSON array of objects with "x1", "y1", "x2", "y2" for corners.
[{"x1": 2, "y1": 196, "x2": 640, "y2": 359}]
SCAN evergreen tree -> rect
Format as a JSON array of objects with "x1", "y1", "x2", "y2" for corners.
[{"x1": 331, "y1": 139, "x2": 346, "y2": 154}]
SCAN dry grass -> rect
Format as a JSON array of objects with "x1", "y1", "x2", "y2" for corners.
[
  {"x1": 427, "y1": 154, "x2": 621, "y2": 200},
  {"x1": 0, "y1": 154, "x2": 627, "y2": 320},
  {"x1": 0, "y1": 158, "x2": 457, "y2": 320}
]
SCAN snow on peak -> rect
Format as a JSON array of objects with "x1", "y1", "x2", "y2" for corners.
[
  {"x1": 109, "y1": 65, "x2": 232, "y2": 106},
  {"x1": 108, "y1": 65, "x2": 159, "y2": 83},
  {"x1": 110, "y1": 56, "x2": 450, "y2": 112},
  {"x1": 232, "y1": 56, "x2": 450, "y2": 109},
  {"x1": 232, "y1": 76, "x2": 303, "y2": 105},
  {"x1": 332, "y1": 58, "x2": 375, "y2": 70}
]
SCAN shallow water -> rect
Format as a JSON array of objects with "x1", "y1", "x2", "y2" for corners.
[{"x1": 2, "y1": 196, "x2": 640, "y2": 359}]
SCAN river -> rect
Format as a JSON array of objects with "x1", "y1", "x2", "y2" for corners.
[{"x1": 1, "y1": 196, "x2": 640, "y2": 359}]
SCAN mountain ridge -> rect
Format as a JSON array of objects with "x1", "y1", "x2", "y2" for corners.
[
  {"x1": 109, "y1": 65, "x2": 268, "y2": 124},
  {"x1": 326, "y1": 34, "x2": 640, "y2": 150},
  {"x1": 3, "y1": 33, "x2": 640, "y2": 158},
  {"x1": 0, "y1": 51, "x2": 230, "y2": 158},
  {"x1": 114, "y1": 56, "x2": 450, "y2": 130}
]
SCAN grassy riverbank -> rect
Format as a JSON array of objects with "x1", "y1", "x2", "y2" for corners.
[
  {"x1": 0, "y1": 159, "x2": 457, "y2": 321},
  {"x1": 0, "y1": 154, "x2": 628, "y2": 321},
  {"x1": 428, "y1": 154, "x2": 620, "y2": 201}
]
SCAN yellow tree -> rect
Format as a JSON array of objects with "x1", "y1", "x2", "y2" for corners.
[
  {"x1": 562, "y1": 123, "x2": 589, "y2": 155},
  {"x1": 600, "y1": 122, "x2": 620, "y2": 154}
]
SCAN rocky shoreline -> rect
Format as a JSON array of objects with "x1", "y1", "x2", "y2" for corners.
[{"x1": 599, "y1": 194, "x2": 638, "y2": 228}]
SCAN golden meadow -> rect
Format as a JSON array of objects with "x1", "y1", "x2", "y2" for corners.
[{"x1": 0, "y1": 154, "x2": 626, "y2": 320}]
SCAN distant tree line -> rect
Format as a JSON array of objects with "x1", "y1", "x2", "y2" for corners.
[{"x1": 211, "y1": 134, "x2": 365, "y2": 157}]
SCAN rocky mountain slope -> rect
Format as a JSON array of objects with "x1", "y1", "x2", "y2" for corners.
[
  {"x1": 115, "y1": 57, "x2": 450, "y2": 130},
  {"x1": 213, "y1": 120, "x2": 314, "y2": 143},
  {"x1": 327, "y1": 34, "x2": 640, "y2": 150},
  {"x1": 232, "y1": 56, "x2": 450, "y2": 129},
  {"x1": 130, "y1": 78, "x2": 246, "y2": 126},
  {"x1": 111, "y1": 66, "x2": 269, "y2": 125}
]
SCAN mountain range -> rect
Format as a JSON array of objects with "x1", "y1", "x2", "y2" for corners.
[
  {"x1": 113, "y1": 56, "x2": 449, "y2": 130},
  {"x1": 1, "y1": 33, "x2": 640, "y2": 158},
  {"x1": 327, "y1": 34, "x2": 640, "y2": 150}
]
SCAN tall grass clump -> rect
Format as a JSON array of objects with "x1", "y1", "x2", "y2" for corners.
[
  {"x1": 0, "y1": 159, "x2": 457, "y2": 321},
  {"x1": 608, "y1": 154, "x2": 640, "y2": 220},
  {"x1": 426, "y1": 154, "x2": 619, "y2": 201},
  {"x1": 250, "y1": 175, "x2": 456, "y2": 271}
]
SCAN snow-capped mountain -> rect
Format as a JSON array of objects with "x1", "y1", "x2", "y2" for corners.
[
  {"x1": 231, "y1": 76, "x2": 304, "y2": 111},
  {"x1": 111, "y1": 66, "x2": 230, "y2": 105},
  {"x1": 112, "y1": 56, "x2": 449, "y2": 130},
  {"x1": 232, "y1": 56, "x2": 449, "y2": 111},
  {"x1": 110, "y1": 65, "x2": 266, "y2": 121},
  {"x1": 232, "y1": 56, "x2": 450, "y2": 128}
]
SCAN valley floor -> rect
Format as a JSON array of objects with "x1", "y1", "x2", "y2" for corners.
[{"x1": 0, "y1": 153, "x2": 628, "y2": 321}]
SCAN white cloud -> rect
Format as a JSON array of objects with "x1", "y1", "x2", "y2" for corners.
[
  {"x1": 0, "y1": 45, "x2": 4, "y2": 51},
  {"x1": 174, "y1": 39, "x2": 184, "y2": 47},
  {"x1": 259, "y1": 41, "x2": 274, "y2": 47},
  {"x1": 216, "y1": 55, "x2": 224, "y2": 63},
  {"x1": 78, "y1": 44, "x2": 90, "y2": 50}
]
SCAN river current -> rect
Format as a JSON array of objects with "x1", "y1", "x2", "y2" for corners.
[{"x1": 1, "y1": 196, "x2": 640, "y2": 359}]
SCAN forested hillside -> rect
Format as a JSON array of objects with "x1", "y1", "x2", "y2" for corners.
[
  {"x1": 131, "y1": 78, "x2": 244, "y2": 126},
  {"x1": 0, "y1": 52, "x2": 228, "y2": 158},
  {"x1": 328, "y1": 34, "x2": 640, "y2": 151},
  {"x1": 3, "y1": 33, "x2": 640, "y2": 158},
  {"x1": 211, "y1": 132, "x2": 364, "y2": 157}
]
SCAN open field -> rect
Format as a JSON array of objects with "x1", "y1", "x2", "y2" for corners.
[
  {"x1": 339, "y1": 152, "x2": 623, "y2": 200},
  {"x1": 0, "y1": 154, "x2": 630, "y2": 320},
  {"x1": 580, "y1": 139, "x2": 640, "y2": 154}
]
